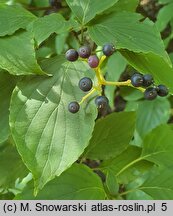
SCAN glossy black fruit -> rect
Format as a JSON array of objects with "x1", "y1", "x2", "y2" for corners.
[
  {"x1": 88, "y1": 55, "x2": 99, "y2": 68},
  {"x1": 157, "y1": 84, "x2": 169, "y2": 97},
  {"x1": 79, "y1": 77, "x2": 93, "y2": 92},
  {"x1": 131, "y1": 73, "x2": 144, "y2": 87},
  {"x1": 144, "y1": 87, "x2": 157, "y2": 100},
  {"x1": 95, "y1": 96, "x2": 109, "y2": 108},
  {"x1": 65, "y1": 49, "x2": 79, "y2": 62},
  {"x1": 102, "y1": 43, "x2": 115, "y2": 56},
  {"x1": 143, "y1": 74, "x2": 154, "y2": 87},
  {"x1": 68, "y1": 101, "x2": 80, "y2": 113},
  {"x1": 78, "y1": 46, "x2": 91, "y2": 58}
]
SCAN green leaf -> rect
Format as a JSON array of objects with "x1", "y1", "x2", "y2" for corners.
[
  {"x1": 0, "y1": 31, "x2": 45, "y2": 75},
  {"x1": 0, "y1": 142, "x2": 28, "y2": 189},
  {"x1": 136, "y1": 98, "x2": 170, "y2": 137},
  {"x1": 105, "y1": 52, "x2": 127, "y2": 107},
  {"x1": 36, "y1": 46, "x2": 53, "y2": 59},
  {"x1": 55, "y1": 33, "x2": 68, "y2": 55},
  {"x1": 125, "y1": 101, "x2": 139, "y2": 112},
  {"x1": 126, "y1": 166, "x2": 173, "y2": 200},
  {"x1": 158, "y1": 0, "x2": 173, "y2": 4},
  {"x1": 141, "y1": 124, "x2": 173, "y2": 167},
  {"x1": 0, "y1": 4, "x2": 36, "y2": 37},
  {"x1": 29, "y1": 13, "x2": 71, "y2": 45},
  {"x1": 88, "y1": 12, "x2": 173, "y2": 92},
  {"x1": 106, "y1": 170, "x2": 119, "y2": 196},
  {"x1": 130, "y1": 129, "x2": 143, "y2": 147},
  {"x1": 0, "y1": 192, "x2": 15, "y2": 200},
  {"x1": 103, "y1": 0, "x2": 139, "y2": 14},
  {"x1": 126, "y1": 190, "x2": 153, "y2": 200},
  {"x1": 100, "y1": 146, "x2": 153, "y2": 184},
  {"x1": 15, "y1": 164, "x2": 105, "y2": 199},
  {"x1": 0, "y1": 72, "x2": 16, "y2": 143},
  {"x1": 31, "y1": 0, "x2": 49, "y2": 7},
  {"x1": 101, "y1": 124, "x2": 173, "y2": 187},
  {"x1": 85, "y1": 111, "x2": 136, "y2": 160},
  {"x1": 10, "y1": 56, "x2": 97, "y2": 193},
  {"x1": 66, "y1": 0, "x2": 119, "y2": 25},
  {"x1": 139, "y1": 167, "x2": 173, "y2": 199},
  {"x1": 156, "y1": 3, "x2": 173, "y2": 32},
  {"x1": 120, "y1": 87, "x2": 143, "y2": 101},
  {"x1": 89, "y1": 13, "x2": 168, "y2": 59},
  {"x1": 15, "y1": 0, "x2": 32, "y2": 4},
  {"x1": 125, "y1": 168, "x2": 154, "y2": 199}
]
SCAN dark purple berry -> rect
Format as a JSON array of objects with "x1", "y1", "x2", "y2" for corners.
[
  {"x1": 79, "y1": 77, "x2": 93, "y2": 92},
  {"x1": 157, "y1": 84, "x2": 169, "y2": 97},
  {"x1": 95, "y1": 96, "x2": 109, "y2": 108},
  {"x1": 102, "y1": 43, "x2": 115, "y2": 56},
  {"x1": 144, "y1": 87, "x2": 157, "y2": 100},
  {"x1": 143, "y1": 74, "x2": 154, "y2": 87},
  {"x1": 131, "y1": 73, "x2": 144, "y2": 87},
  {"x1": 88, "y1": 55, "x2": 99, "y2": 68},
  {"x1": 68, "y1": 101, "x2": 80, "y2": 113},
  {"x1": 78, "y1": 46, "x2": 91, "y2": 58},
  {"x1": 65, "y1": 49, "x2": 78, "y2": 62}
]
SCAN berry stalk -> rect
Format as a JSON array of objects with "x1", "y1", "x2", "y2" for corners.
[{"x1": 79, "y1": 88, "x2": 97, "y2": 105}]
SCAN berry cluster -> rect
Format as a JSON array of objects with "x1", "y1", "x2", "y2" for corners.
[
  {"x1": 130, "y1": 73, "x2": 169, "y2": 100},
  {"x1": 65, "y1": 43, "x2": 115, "y2": 67},
  {"x1": 68, "y1": 76, "x2": 110, "y2": 113},
  {"x1": 68, "y1": 95, "x2": 109, "y2": 114},
  {"x1": 65, "y1": 43, "x2": 169, "y2": 114},
  {"x1": 68, "y1": 74, "x2": 110, "y2": 114},
  {"x1": 66, "y1": 44, "x2": 115, "y2": 113}
]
